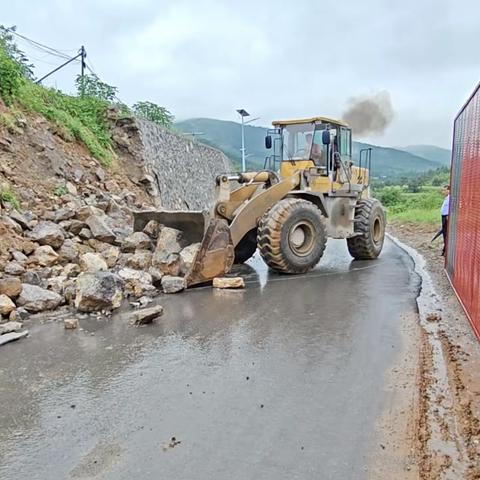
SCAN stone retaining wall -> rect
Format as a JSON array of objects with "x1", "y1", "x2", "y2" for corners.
[{"x1": 135, "y1": 119, "x2": 231, "y2": 211}]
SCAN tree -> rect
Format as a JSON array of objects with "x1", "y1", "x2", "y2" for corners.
[
  {"x1": 133, "y1": 101, "x2": 174, "y2": 127},
  {"x1": 0, "y1": 25, "x2": 34, "y2": 79},
  {"x1": 75, "y1": 73, "x2": 117, "y2": 102}
]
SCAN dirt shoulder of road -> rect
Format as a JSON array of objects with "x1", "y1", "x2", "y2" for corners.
[{"x1": 388, "y1": 221, "x2": 480, "y2": 479}]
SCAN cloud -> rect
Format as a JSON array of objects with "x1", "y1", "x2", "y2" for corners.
[{"x1": 3, "y1": 0, "x2": 480, "y2": 147}]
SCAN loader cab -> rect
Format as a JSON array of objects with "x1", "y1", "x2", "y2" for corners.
[{"x1": 265, "y1": 117, "x2": 352, "y2": 180}]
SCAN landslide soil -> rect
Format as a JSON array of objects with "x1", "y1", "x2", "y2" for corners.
[{"x1": 389, "y1": 221, "x2": 480, "y2": 480}]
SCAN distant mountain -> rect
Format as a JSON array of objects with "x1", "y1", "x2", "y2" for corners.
[
  {"x1": 175, "y1": 118, "x2": 447, "y2": 178},
  {"x1": 401, "y1": 145, "x2": 451, "y2": 167}
]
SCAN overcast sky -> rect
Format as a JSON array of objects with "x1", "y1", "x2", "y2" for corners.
[{"x1": 3, "y1": 0, "x2": 480, "y2": 148}]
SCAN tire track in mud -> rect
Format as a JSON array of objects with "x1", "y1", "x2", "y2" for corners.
[{"x1": 388, "y1": 234, "x2": 480, "y2": 480}]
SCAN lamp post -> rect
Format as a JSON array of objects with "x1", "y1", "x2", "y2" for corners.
[
  {"x1": 236, "y1": 109, "x2": 249, "y2": 172},
  {"x1": 237, "y1": 109, "x2": 260, "y2": 172}
]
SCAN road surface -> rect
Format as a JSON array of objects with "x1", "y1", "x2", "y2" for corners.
[{"x1": 0, "y1": 239, "x2": 420, "y2": 479}]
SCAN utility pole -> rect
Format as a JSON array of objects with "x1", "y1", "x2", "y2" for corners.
[{"x1": 80, "y1": 46, "x2": 86, "y2": 78}]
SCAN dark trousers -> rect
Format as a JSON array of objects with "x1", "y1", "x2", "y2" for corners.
[{"x1": 442, "y1": 215, "x2": 448, "y2": 255}]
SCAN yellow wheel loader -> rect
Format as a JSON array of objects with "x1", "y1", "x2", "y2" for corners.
[{"x1": 134, "y1": 116, "x2": 386, "y2": 287}]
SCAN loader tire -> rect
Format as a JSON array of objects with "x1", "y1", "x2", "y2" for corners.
[
  {"x1": 258, "y1": 198, "x2": 327, "y2": 274},
  {"x1": 347, "y1": 198, "x2": 386, "y2": 259},
  {"x1": 234, "y1": 228, "x2": 257, "y2": 264}
]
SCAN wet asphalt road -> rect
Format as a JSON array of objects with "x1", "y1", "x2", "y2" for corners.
[{"x1": 0, "y1": 239, "x2": 419, "y2": 480}]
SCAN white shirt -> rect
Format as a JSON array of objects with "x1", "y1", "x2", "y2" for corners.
[{"x1": 441, "y1": 194, "x2": 450, "y2": 216}]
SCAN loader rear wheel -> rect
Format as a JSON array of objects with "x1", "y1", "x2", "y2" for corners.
[
  {"x1": 258, "y1": 198, "x2": 327, "y2": 274},
  {"x1": 347, "y1": 198, "x2": 386, "y2": 259},
  {"x1": 234, "y1": 228, "x2": 257, "y2": 264}
]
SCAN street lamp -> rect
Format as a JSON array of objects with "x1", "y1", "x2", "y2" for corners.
[{"x1": 236, "y1": 109, "x2": 260, "y2": 172}]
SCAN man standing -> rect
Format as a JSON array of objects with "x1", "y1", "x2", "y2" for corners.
[{"x1": 441, "y1": 184, "x2": 450, "y2": 256}]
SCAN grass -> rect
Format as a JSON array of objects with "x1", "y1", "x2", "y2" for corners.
[
  {"x1": 15, "y1": 82, "x2": 114, "y2": 166},
  {"x1": 375, "y1": 185, "x2": 444, "y2": 225},
  {"x1": 0, "y1": 187, "x2": 20, "y2": 209}
]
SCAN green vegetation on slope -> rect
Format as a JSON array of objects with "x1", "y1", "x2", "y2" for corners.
[
  {"x1": 0, "y1": 26, "x2": 173, "y2": 166},
  {"x1": 175, "y1": 117, "x2": 450, "y2": 179},
  {"x1": 374, "y1": 167, "x2": 449, "y2": 224}
]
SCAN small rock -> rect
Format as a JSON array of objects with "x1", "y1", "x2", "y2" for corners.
[
  {"x1": 79, "y1": 252, "x2": 108, "y2": 273},
  {"x1": 118, "y1": 268, "x2": 155, "y2": 298},
  {"x1": 66, "y1": 220, "x2": 86, "y2": 235},
  {"x1": 0, "y1": 277, "x2": 22, "y2": 298},
  {"x1": 126, "y1": 251, "x2": 152, "y2": 270},
  {"x1": 64, "y1": 318, "x2": 78, "y2": 330},
  {"x1": 4, "y1": 261, "x2": 25, "y2": 275},
  {"x1": 21, "y1": 270, "x2": 41, "y2": 286},
  {"x1": 30, "y1": 245, "x2": 59, "y2": 267},
  {"x1": 143, "y1": 220, "x2": 160, "y2": 239},
  {"x1": 85, "y1": 215, "x2": 116, "y2": 244},
  {"x1": 16, "y1": 284, "x2": 63, "y2": 312},
  {"x1": 12, "y1": 250, "x2": 28, "y2": 263},
  {"x1": 0, "y1": 321, "x2": 23, "y2": 335},
  {"x1": 79, "y1": 228, "x2": 92, "y2": 240},
  {"x1": 21, "y1": 240, "x2": 37, "y2": 255},
  {"x1": 129, "y1": 305, "x2": 164, "y2": 325},
  {"x1": 148, "y1": 266, "x2": 164, "y2": 286},
  {"x1": 2, "y1": 215, "x2": 23, "y2": 234},
  {"x1": 161, "y1": 276, "x2": 186, "y2": 294},
  {"x1": 9, "y1": 210, "x2": 31, "y2": 230},
  {"x1": 0, "y1": 294, "x2": 16, "y2": 316},
  {"x1": 65, "y1": 182, "x2": 77, "y2": 196},
  {"x1": 95, "y1": 167, "x2": 106, "y2": 182},
  {"x1": 102, "y1": 246, "x2": 120, "y2": 268},
  {"x1": 29, "y1": 221, "x2": 65, "y2": 248},
  {"x1": 54, "y1": 208, "x2": 75, "y2": 223},
  {"x1": 63, "y1": 263, "x2": 81, "y2": 278},
  {"x1": 58, "y1": 240, "x2": 79, "y2": 263},
  {"x1": 75, "y1": 272, "x2": 124, "y2": 312},
  {"x1": 76, "y1": 206, "x2": 105, "y2": 222},
  {"x1": 213, "y1": 277, "x2": 245, "y2": 289},
  {"x1": 121, "y1": 232, "x2": 152, "y2": 252}
]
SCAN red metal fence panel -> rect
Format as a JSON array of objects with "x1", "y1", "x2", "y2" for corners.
[{"x1": 446, "y1": 81, "x2": 480, "y2": 340}]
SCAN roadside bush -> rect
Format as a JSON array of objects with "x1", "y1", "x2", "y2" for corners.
[
  {"x1": 375, "y1": 186, "x2": 403, "y2": 207},
  {"x1": 133, "y1": 101, "x2": 174, "y2": 127},
  {"x1": 0, "y1": 43, "x2": 25, "y2": 102}
]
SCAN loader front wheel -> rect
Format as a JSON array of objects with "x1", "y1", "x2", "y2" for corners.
[
  {"x1": 258, "y1": 198, "x2": 327, "y2": 274},
  {"x1": 347, "y1": 198, "x2": 386, "y2": 259},
  {"x1": 234, "y1": 228, "x2": 257, "y2": 264}
]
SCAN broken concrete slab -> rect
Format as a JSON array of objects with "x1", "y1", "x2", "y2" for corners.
[{"x1": 0, "y1": 330, "x2": 28, "y2": 346}]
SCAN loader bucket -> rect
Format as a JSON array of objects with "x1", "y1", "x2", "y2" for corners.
[{"x1": 133, "y1": 210, "x2": 234, "y2": 287}]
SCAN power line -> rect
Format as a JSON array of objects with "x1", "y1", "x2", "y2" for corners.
[{"x1": 7, "y1": 28, "x2": 75, "y2": 60}]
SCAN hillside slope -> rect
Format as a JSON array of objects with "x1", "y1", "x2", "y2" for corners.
[
  {"x1": 402, "y1": 145, "x2": 451, "y2": 167},
  {"x1": 176, "y1": 118, "x2": 447, "y2": 178}
]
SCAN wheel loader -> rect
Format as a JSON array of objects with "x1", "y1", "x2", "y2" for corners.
[{"x1": 133, "y1": 116, "x2": 386, "y2": 287}]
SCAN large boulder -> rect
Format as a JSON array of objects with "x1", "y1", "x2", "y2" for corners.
[
  {"x1": 152, "y1": 252, "x2": 181, "y2": 276},
  {"x1": 155, "y1": 227, "x2": 186, "y2": 255},
  {"x1": 16, "y1": 284, "x2": 63, "y2": 312},
  {"x1": 0, "y1": 294, "x2": 16, "y2": 316},
  {"x1": 79, "y1": 252, "x2": 108, "y2": 272},
  {"x1": 117, "y1": 268, "x2": 155, "y2": 298},
  {"x1": 30, "y1": 221, "x2": 65, "y2": 249},
  {"x1": 85, "y1": 215, "x2": 116, "y2": 244},
  {"x1": 121, "y1": 232, "x2": 152, "y2": 253},
  {"x1": 179, "y1": 243, "x2": 201, "y2": 274},
  {"x1": 30, "y1": 245, "x2": 59, "y2": 267},
  {"x1": 75, "y1": 272, "x2": 124, "y2": 312},
  {"x1": 0, "y1": 277, "x2": 22, "y2": 298}
]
